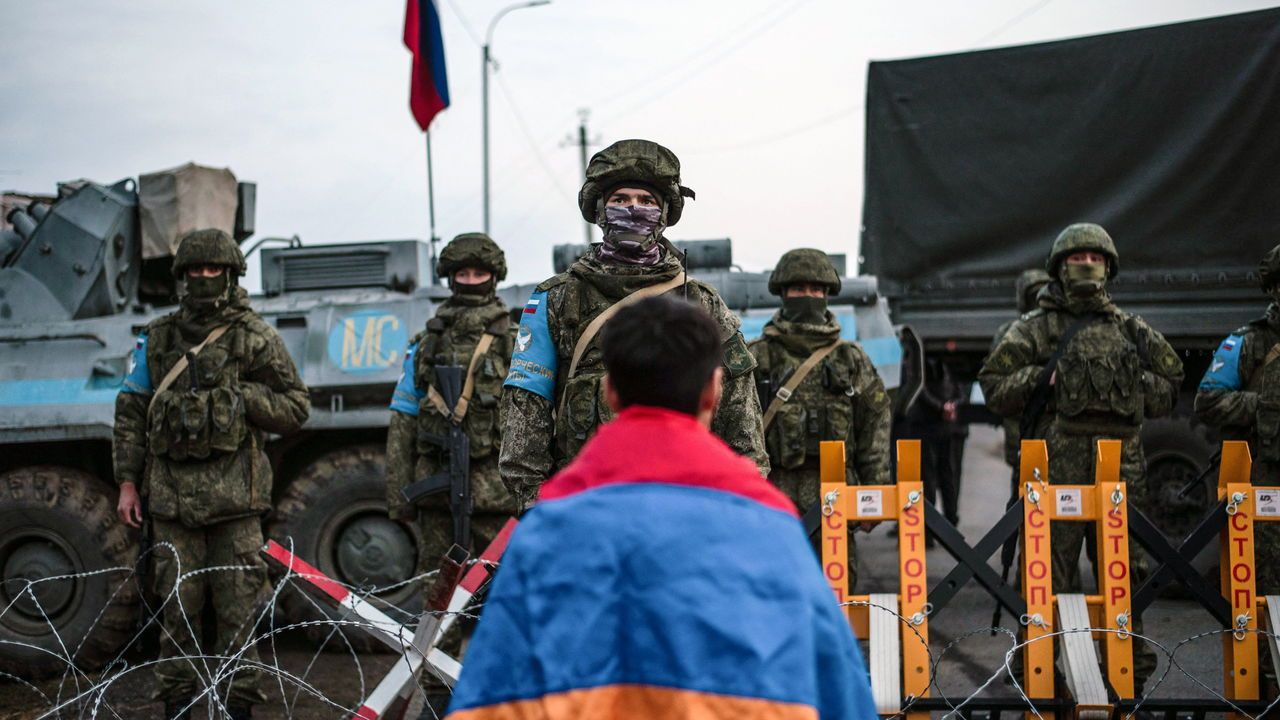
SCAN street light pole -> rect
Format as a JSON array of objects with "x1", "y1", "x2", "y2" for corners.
[{"x1": 482, "y1": 0, "x2": 551, "y2": 235}]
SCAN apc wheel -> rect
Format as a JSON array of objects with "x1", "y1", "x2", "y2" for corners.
[
  {"x1": 1141, "y1": 413, "x2": 1222, "y2": 592},
  {"x1": 0, "y1": 466, "x2": 139, "y2": 679},
  {"x1": 268, "y1": 445, "x2": 421, "y2": 652},
  {"x1": 1141, "y1": 414, "x2": 1217, "y2": 542}
]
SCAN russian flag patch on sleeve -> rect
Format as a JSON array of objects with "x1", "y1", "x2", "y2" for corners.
[{"x1": 505, "y1": 291, "x2": 557, "y2": 401}]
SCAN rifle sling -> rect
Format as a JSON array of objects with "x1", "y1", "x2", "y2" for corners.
[
  {"x1": 1018, "y1": 313, "x2": 1104, "y2": 440},
  {"x1": 761, "y1": 339, "x2": 841, "y2": 432},
  {"x1": 147, "y1": 325, "x2": 231, "y2": 411},
  {"x1": 426, "y1": 318, "x2": 507, "y2": 423}
]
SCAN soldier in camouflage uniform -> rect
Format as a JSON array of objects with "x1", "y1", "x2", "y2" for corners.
[
  {"x1": 500, "y1": 139, "x2": 768, "y2": 504},
  {"x1": 113, "y1": 229, "x2": 310, "y2": 720},
  {"x1": 749, "y1": 249, "x2": 890, "y2": 509},
  {"x1": 980, "y1": 223, "x2": 1183, "y2": 690},
  {"x1": 994, "y1": 269, "x2": 1053, "y2": 468},
  {"x1": 385, "y1": 234, "x2": 518, "y2": 711},
  {"x1": 1196, "y1": 243, "x2": 1280, "y2": 595}
]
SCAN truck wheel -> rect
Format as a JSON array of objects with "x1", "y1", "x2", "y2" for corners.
[
  {"x1": 0, "y1": 466, "x2": 139, "y2": 679},
  {"x1": 269, "y1": 445, "x2": 421, "y2": 652},
  {"x1": 1141, "y1": 414, "x2": 1217, "y2": 542}
]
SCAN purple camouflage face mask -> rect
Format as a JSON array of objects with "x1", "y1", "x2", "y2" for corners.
[
  {"x1": 602, "y1": 205, "x2": 662, "y2": 236},
  {"x1": 598, "y1": 205, "x2": 664, "y2": 266}
]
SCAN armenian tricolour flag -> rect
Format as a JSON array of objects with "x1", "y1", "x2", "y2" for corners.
[
  {"x1": 446, "y1": 407, "x2": 877, "y2": 719},
  {"x1": 403, "y1": 0, "x2": 450, "y2": 131}
]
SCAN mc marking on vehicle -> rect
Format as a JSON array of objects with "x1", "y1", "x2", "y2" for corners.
[{"x1": 327, "y1": 310, "x2": 408, "y2": 373}]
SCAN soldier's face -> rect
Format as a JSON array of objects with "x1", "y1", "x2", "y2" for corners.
[
  {"x1": 606, "y1": 187, "x2": 660, "y2": 208},
  {"x1": 1065, "y1": 251, "x2": 1106, "y2": 266},
  {"x1": 187, "y1": 265, "x2": 226, "y2": 279},
  {"x1": 783, "y1": 283, "x2": 828, "y2": 298},
  {"x1": 453, "y1": 267, "x2": 493, "y2": 285}
]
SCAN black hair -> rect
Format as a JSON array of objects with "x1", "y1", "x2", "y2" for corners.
[{"x1": 600, "y1": 296, "x2": 721, "y2": 416}]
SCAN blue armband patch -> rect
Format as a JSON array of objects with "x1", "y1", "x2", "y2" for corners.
[
  {"x1": 121, "y1": 333, "x2": 153, "y2": 395},
  {"x1": 504, "y1": 291, "x2": 557, "y2": 401},
  {"x1": 390, "y1": 341, "x2": 425, "y2": 415},
  {"x1": 1200, "y1": 334, "x2": 1245, "y2": 391}
]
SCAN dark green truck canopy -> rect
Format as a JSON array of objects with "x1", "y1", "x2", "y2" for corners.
[{"x1": 861, "y1": 8, "x2": 1280, "y2": 284}]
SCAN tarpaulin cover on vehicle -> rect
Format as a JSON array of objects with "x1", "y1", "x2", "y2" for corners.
[
  {"x1": 861, "y1": 8, "x2": 1280, "y2": 284},
  {"x1": 138, "y1": 163, "x2": 237, "y2": 259}
]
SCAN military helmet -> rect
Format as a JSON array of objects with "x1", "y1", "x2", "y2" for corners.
[
  {"x1": 1259, "y1": 244, "x2": 1280, "y2": 291},
  {"x1": 171, "y1": 228, "x2": 247, "y2": 277},
  {"x1": 437, "y1": 232, "x2": 507, "y2": 282},
  {"x1": 577, "y1": 139, "x2": 696, "y2": 226},
  {"x1": 1045, "y1": 223, "x2": 1119, "y2": 279},
  {"x1": 1015, "y1": 268, "x2": 1052, "y2": 313},
  {"x1": 768, "y1": 248, "x2": 842, "y2": 296}
]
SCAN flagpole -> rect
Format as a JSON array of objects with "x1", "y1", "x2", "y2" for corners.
[{"x1": 426, "y1": 129, "x2": 440, "y2": 286}]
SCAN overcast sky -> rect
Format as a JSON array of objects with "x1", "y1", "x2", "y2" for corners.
[{"x1": 2, "y1": 0, "x2": 1274, "y2": 291}]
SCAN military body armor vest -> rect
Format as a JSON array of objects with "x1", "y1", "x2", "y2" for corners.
[
  {"x1": 414, "y1": 308, "x2": 510, "y2": 461},
  {"x1": 1243, "y1": 324, "x2": 1280, "y2": 463},
  {"x1": 548, "y1": 272, "x2": 718, "y2": 464},
  {"x1": 1052, "y1": 318, "x2": 1145, "y2": 435},
  {"x1": 146, "y1": 325, "x2": 248, "y2": 462},
  {"x1": 753, "y1": 334, "x2": 859, "y2": 471}
]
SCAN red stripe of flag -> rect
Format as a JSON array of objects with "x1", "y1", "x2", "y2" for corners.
[{"x1": 404, "y1": 0, "x2": 450, "y2": 131}]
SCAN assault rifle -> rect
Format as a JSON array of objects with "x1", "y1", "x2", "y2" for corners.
[{"x1": 401, "y1": 366, "x2": 472, "y2": 549}]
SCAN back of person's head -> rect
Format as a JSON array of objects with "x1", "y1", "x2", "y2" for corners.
[{"x1": 601, "y1": 296, "x2": 721, "y2": 416}]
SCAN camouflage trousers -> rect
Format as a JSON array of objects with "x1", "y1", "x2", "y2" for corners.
[
  {"x1": 152, "y1": 516, "x2": 269, "y2": 708},
  {"x1": 415, "y1": 510, "x2": 512, "y2": 691},
  {"x1": 1043, "y1": 426, "x2": 1157, "y2": 690},
  {"x1": 770, "y1": 465, "x2": 861, "y2": 590}
]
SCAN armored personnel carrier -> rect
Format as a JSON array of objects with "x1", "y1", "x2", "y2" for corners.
[{"x1": 0, "y1": 164, "x2": 901, "y2": 677}]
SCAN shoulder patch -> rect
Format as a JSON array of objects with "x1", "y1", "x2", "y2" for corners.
[
  {"x1": 121, "y1": 333, "x2": 153, "y2": 395},
  {"x1": 505, "y1": 290, "x2": 558, "y2": 401},
  {"x1": 721, "y1": 333, "x2": 756, "y2": 378},
  {"x1": 1200, "y1": 333, "x2": 1245, "y2": 392},
  {"x1": 389, "y1": 340, "x2": 425, "y2": 415}
]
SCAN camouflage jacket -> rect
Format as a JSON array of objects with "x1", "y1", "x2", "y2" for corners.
[
  {"x1": 113, "y1": 289, "x2": 310, "y2": 527},
  {"x1": 979, "y1": 283, "x2": 1183, "y2": 485},
  {"x1": 749, "y1": 313, "x2": 891, "y2": 486},
  {"x1": 1195, "y1": 303, "x2": 1280, "y2": 483},
  {"x1": 499, "y1": 248, "x2": 768, "y2": 506},
  {"x1": 992, "y1": 317, "x2": 1021, "y2": 467},
  {"x1": 386, "y1": 295, "x2": 519, "y2": 518}
]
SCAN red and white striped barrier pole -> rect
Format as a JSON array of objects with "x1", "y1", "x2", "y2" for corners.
[{"x1": 262, "y1": 518, "x2": 518, "y2": 720}]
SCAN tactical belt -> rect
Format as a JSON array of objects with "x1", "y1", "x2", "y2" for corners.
[
  {"x1": 556, "y1": 271, "x2": 686, "y2": 416},
  {"x1": 147, "y1": 324, "x2": 231, "y2": 410},
  {"x1": 761, "y1": 339, "x2": 841, "y2": 432}
]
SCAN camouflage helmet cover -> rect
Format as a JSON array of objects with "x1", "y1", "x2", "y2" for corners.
[
  {"x1": 577, "y1": 139, "x2": 696, "y2": 226},
  {"x1": 1015, "y1": 268, "x2": 1052, "y2": 313},
  {"x1": 171, "y1": 228, "x2": 247, "y2": 277},
  {"x1": 1259, "y1": 244, "x2": 1280, "y2": 291},
  {"x1": 768, "y1": 248, "x2": 842, "y2": 296},
  {"x1": 437, "y1": 232, "x2": 508, "y2": 282},
  {"x1": 1046, "y1": 223, "x2": 1119, "y2": 278}
]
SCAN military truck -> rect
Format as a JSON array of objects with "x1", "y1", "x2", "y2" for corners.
[
  {"x1": 861, "y1": 8, "x2": 1280, "y2": 541},
  {"x1": 0, "y1": 164, "x2": 903, "y2": 677}
]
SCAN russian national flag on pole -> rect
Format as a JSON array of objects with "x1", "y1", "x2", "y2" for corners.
[{"x1": 404, "y1": 0, "x2": 450, "y2": 131}]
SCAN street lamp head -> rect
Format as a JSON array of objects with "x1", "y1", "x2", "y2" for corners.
[{"x1": 485, "y1": 0, "x2": 552, "y2": 47}]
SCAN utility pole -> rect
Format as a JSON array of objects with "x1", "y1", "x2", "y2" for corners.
[{"x1": 564, "y1": 108, "x2": 599, "y2": 244}]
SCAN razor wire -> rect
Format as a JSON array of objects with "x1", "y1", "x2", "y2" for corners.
[{"x1": 3, "y1": 547, "x2": 1280, "y2": 719}]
